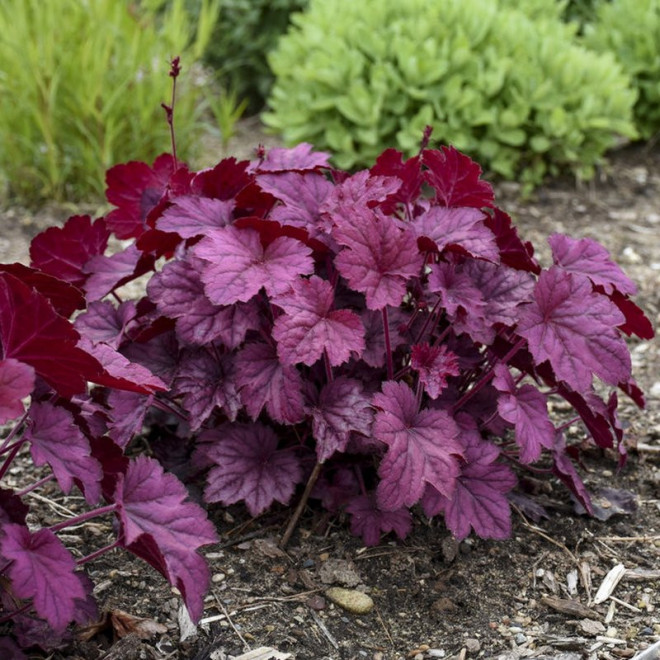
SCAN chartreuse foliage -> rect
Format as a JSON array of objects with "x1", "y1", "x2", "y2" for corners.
[
  {"x1": 0, "y1": 0, "x2": 218, "y2": 204},
  {"x1": 0, "y1": 136, "x2": 652, "y2": 651},
  {"x1": 583, "y1": 0, "x2": 660, "y2": 138},
  {"x1": 263, "y1": 0, "x2": 636, "y2": 186}
]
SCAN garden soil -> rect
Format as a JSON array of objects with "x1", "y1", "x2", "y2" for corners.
[{"x1": 1, "y1": 123, "x2": 659, "y2": 660}]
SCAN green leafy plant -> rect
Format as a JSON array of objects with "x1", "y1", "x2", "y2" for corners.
[
  {"x1": 582, "y1": 0, "x2": 660, "y2": 138},
  {"x1": 263, "y1": 0, "x2": 637, "y2": 187},
  {"x1": 203, "y1": 79, "x2": 249, "y2": 148},
  {"x1": 0, "y1": 0, "x2": 218, "y2": 204},
  {"x1": 201, "y1": 0, "x2": 308, "y2": 114}
]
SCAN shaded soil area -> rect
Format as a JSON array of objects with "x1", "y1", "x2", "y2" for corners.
[{"x1": 1, "y1": 133, "x2": 659, "y2": 660}]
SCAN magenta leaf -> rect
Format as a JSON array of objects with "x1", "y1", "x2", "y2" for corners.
[
  {"x1": 234, "y1": 341, "x2": 305, "y2": 424},
  {"x1": 0, "y1": 524, "x2": 88, "y2": 632},
  {"x1": 607, "y1": 289, "x2": 654, "y2": 340},
  {"x1": 373, "y1": 381, "x2": 463, "y2": 510},
  {"x1": 321, "y1": 170, "x2": 402, "y2": 218},
  {"x1": 422, "y1": 416, "x2": 517, "y2": 540},
  {"x1": 484, "y1": 207, "x2": 540, "y2": 273},
  {"x1": 0, "y1": 487, "x2": 29, "y2": 525},
  {"x1": 422, "y1": 146, "x2": 494, "y2": 208},
  {"x1": 517, "y1": 267, "x2": 631, "y2": 392},
  {"x1": 156, "y1": 195, "x2": 235, "y2": 238},
  {"x1": 191, "y1": 157, "x2": 251, "y2": 199},
  {"x1": 148, "y1": 255, "x2": 258, "y2": 348},
  {"x1": 29, "y1": 215, "x2": 110, "y2": 288},
  {"x1": 360, "y1": 307, "x2": 409, "y2": 368},
  {"x1": 0, "y1": 273, "x2": 103, "y2": 397},
  {"x1": 74, "y1": 300, "x2": 138, "y2": 349},
  {"x1": 411, "y1": 344, "x2": 460, "y2": 399},
  {"x1": 552, "y1": 435, "x2": 593, "y2": 514},
  {"x1": 308, "y1": 377, "x2": 374, "y2": 463},
  {"x1": 25, "y1": 401, "x2": 102, "y2": 504},
  {"x1": 0, "y1": 358, "x2": 35, "y2": 424},
  {"x1": 272, "y1": 276, "x2": 365, "y2": 366},
  {"x1": 256, "y1": 142, "x2": 331, "y2": 171},
  {"x1": 370, "y1": 149, "x2": 423, "y2": 210},
  {"x1": 492, "y1": 364, "x2": 555, "y2": 464},
  {"x1": 114, "y1": 456, "x2": 218, "y2": 622},
  {"x1": 83, "y1": 244, "x2": 147, "y2": 300},
  {"x1": 173, "y1": 349, "x2": 241, "y2": 429},
  {"x1": 549, "y1": 234, "x2": 637, "y2": 296},
  {"x1": 106, "y1": 390, "x2": 152, "y2": 449},
  {"x1": 345, "y1": 494, "x2": 412, "y2": 547},
  {"x1": 195, "y1": 226, "x2": 314, "y2": 305},
  {"x1": 0, "y1": 636, "x2": 27, "y2": 659},
  {"x1": 414, "y1": 206, "x2": 499, "y2": 261},
  {"x1": 333, "y1": 208, "x2": 423, "y2": 309},
  {"x1": 198, "y1": 423, "x2": 303, "y2": 516}
]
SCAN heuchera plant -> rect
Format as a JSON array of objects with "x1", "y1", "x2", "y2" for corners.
[{"x1": 0, "y1": 126, "x2": 653, "y2": 649}]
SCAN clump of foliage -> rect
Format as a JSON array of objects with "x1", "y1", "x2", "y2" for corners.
[
  {"x1": 0, "y1": 0, "x2": 218, "y2": 204},
  {"x1": 263, "y1": 0, "x2": 636, "y2": 187},
  {"x1": 582, "y1": 0, "x2": 660, "y2": 138},
  {"x1": 0, "y1": 131, "x2": 653, "y2": 649},
  {"x1": 199, "y1": 0, "x2": 308, "y2": 114}
]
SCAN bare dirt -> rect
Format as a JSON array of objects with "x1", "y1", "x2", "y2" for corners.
[{"x1": 1, "y1": 128, "x2": 659, "y2": 660}]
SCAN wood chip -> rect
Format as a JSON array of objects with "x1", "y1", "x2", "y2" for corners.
[
  {"x1": 593, "y1": 564, "x2": 626, "y2": 605},
  {"x1": 232, "y1": 648, "x2": 292, "y2": 660},
  {"x1": 541, "y1": 596, "x2": 601, "y2": 620}
]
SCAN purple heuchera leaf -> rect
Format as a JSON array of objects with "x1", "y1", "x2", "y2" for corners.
[
  {"x1": 414, "y1": 206, "x2": 499, "y2": 261},
  {"x1": 106, "y1": 390, "x2": 153, "y2": 448},
  {"x1": 373, "y1": 381, "x2": 463, "y2": 510},
  {"x1": 321, "y1": 170, "x2": 402, "y2": 219},
  {"x1": 0, "y1": 524, "x2": 88, "y2": 632},
  {"x1": 114, "y1": 456, "x2": 218, "y2": 622},
  {"x1": 273, "y1": 276, "x2": 365, "y2": 366},
  {"x1": 517, "y1": 267, "x2": 631, "y2": 392},
  {"x1": 194, "y1": 226, "x2": 314, "y2": 305},
  {"x1": 552, "y1": 434, "x2": 593, "y2": 514},
  {"x1": 25, "y1": 401, "x2": 102, "y2": 504},
  {"x1": 198, "y1": 423, "x2": 303, "y2": 516},
  {"x1": 156, "y1": 195, "x2": 235, "y2": 238},
  {"x1": 0, "y1": 487, "x2": 29, "y2": 525},
  {"x1": 360, "y1": 307, "x2": 409, "y2": 368},
  {"x1": 235, "y1": 341, "x2": 305, "y2": 424},
  {"x1": 148, "y1": 254, "x2": 259, "y2": 348},
  {"x1": 83, "y1": 244, "x2": 142, "y2": 300},
  {"x1": 0, "y1": 635, "x2": 27, "y2": 659},
  {"x1": 74, "y1": 300, "x2": 138, "y2": 349},
  {"x1": 345, "y1": 494, "x2": 412, "y2": 547},
  {"x1": 422, "y1": 416, "x2": 517, "y2": 540},
  {"x1": 256, "y1": 142, "x2": 331, "y2": 171},
  {"x1": 549, "y1": 234, "x2": 636, "y2": 296},
  {"x1": 492, "y1": 364, "x2": 555, "y2": 464},
  {"x1": 410, "y1": 344, "x2": 460, "y2": 399},
  {"x1": 308, "y1": 377, "x2": 374, "y2": 463},
  {"x1": 173, "y1": 349, "x2": 241, "y2": 429},
  {"x1": 0, "y1": 358, "x2": 35, "y2": 424},
  {"x1": 333, "y1": 208, "x2": 423, "y2": 309}
]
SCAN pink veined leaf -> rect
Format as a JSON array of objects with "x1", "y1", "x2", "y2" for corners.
[
  {"x1": 414, "y1": 206, "x2": 499, "y2": 261},
  {"x1": 333, "y1": 207, "x2": 424, "y2": 310},
  {"x1": 272, "y1": 276, "x2": 365, "y2": 366},
  {"x1": 25, "y1": 401, "x2": 102, "y2": 504},
  {"x1": 194, "y1": 226, "x2": 314, "y2": 305},
  {"x1": 410, "y1": 344, "x2": 460, "y2": 399},
  {"x1": 191, "y1": 157, "x2": 251, "y2": 199},
  {"x1": 29, "y1": 215, "x2": 111, "y2": 288},
  {"x1": 0, "y1": 524, "x2": 88, "y2": 633},
  {"x1": 517, "y1": 267, "x2": 631, "y2": 392},
  {"x1": 77, "y1": 337, "x2": 167, "y2": 395},
  {"x1": 257, "y1": 171, "x2": 334, "y2": 235},
  {"x1": 114, "y1": 456, "x2": 218, "y2": 622},
  {"x1": 173, "y1": 349, "x2": 241, "y2": 430},
  {"x1": 549, "y1": 234, "x2": 637, "y2": 296},
  {"x1": 373, "y1": 381, "x2": 463, "y2": 510},
  {"x1": 552, "y1": 434, "x2": 593, "y2": 515},
  {"x1": 492, "y1": 364, "x2": 555, "y2": 464},
  {"x1": 308, "y1": 377, "x2": 374, "y2": 463},
  {"x1": 147, "y1": 255, "x2": 259, "y2": 348},
  {"x1": 83, "y1": 244, "x2": 148, "y2": 300},
  {"x1": 0, "y1": 358, "x2": 35, "y2": 424},
  {"x1": 360, "y1": 307, "x2": 410, "y2": 368},
  {"x1": 370, "y1": 149, "x2": 424, "y2": 210},
  {"x1": 198, "y1": 423, "x2": 303, "y2": 516},
  {"x1": 311, "y1": 467, "x2": 361, "y2": 513},
  {"x1": 234, "y1": 341, "x2": 305, "y2": 424},
  {"x1": 106, "y1": 390, "x2": 153, "y2": 448},
  {"x1": 345, "y1": 494, "x2": 412, "y2": 547},
  {"x1": 156, "y1": 195, "x2": 235, "y2": 238},
  {"x1": 74, "y1": 300, "x2": 138, "y2": 349},
  {"x1": 422, "y1": 146, "x2": 494, "y2": 208},
  {"x1": 121, "y1": 329, "x2": 180, "y2": 388},
  {"x1": 427, "y1": 262, "x2": 486, "y2": 318},
  {"x1": 255, "y1": 143, "x2": 331, "y2": 171},
  {"x1": 421, "y1": 415, "x2": 517, "y2": 540},
  {"x1": 484, "y1": 207, "x2": 540, "y2": 273}
]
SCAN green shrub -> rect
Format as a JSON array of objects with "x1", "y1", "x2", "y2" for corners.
[
  {"x1": 0, "y1": 0, "x2": 218, "y2": 204},
  {"x1": 583, "y1": 0, "x2": 660, "y2": 138},
  {"x1": 263, "y1": 0, "x2": 636, "y2": 187},
  {"x1": 202, "y1": 0, "x2": 308, "y2": 114}
]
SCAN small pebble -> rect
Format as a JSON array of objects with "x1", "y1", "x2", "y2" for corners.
[
  {"x1": 212, "y1": 573, "x2": 225, "y2": 583},
  {"x1": 302, "y1": 559, "x2": 315, "y2": 568},
  {"x1": 641, "y1": 627, "x2": 653, "y2": 635},
  {"x1": 325, "y1": 587, "x2": 374, "y2": 615},
  {"x1": 514, "y1": 633, "x2": 527, "y2": 645},
  {"x1": 428, "y1": 651, "x2": 446, "y2": 658},
  {"x1": 465, "y1": 638, "x2": 480, "y2": 653}
]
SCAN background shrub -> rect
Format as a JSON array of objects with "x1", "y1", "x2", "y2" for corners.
[
  {"x1": 200, "y1": 0, "x2": 308, "y2": 114},
  {"x1": 0, "y1": 0, "x2": 218, "y2": 204},
  {"x1": 582, "y1": 0, "x2": 660, "y2": 138},
  {"x1": 263, "y1": 0, "x2": 636, "y2": 187}
]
